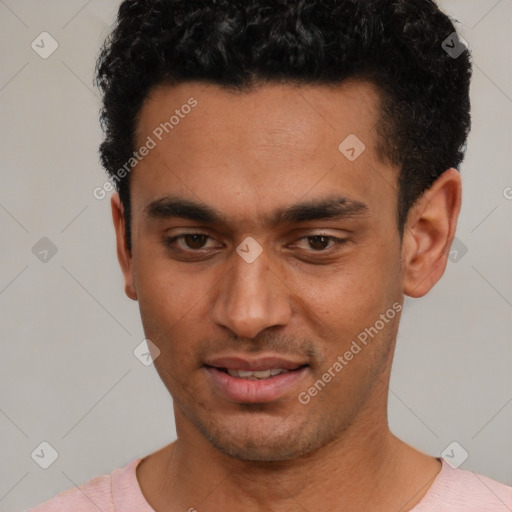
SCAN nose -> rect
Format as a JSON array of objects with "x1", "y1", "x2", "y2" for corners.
[{"x1": 212, "y1": 246, "x2": 292, "y2": 340}]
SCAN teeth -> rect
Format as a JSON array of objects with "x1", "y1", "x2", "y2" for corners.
[
  {"x1": 226, "y1": 368, "x2": 289, "y2": 379},
  {"x1": 252, "y1": 369, "x2": 271, "y2": 378}
]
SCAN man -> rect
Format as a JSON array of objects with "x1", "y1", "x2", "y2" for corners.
[{"x1": 29, "y1": 0, "x2": 511, "y2": 510}]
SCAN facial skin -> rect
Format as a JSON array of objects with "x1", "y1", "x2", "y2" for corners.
[{"x1": 112, "y1": 81, "x2": 461, "y2": 511}]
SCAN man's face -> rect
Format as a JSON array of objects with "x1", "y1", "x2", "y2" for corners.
[{"x1": 124, "y1": 81, "x2": 405, "y2": 461}]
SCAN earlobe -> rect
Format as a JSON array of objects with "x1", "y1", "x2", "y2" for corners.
[
  {"x1": 111, "y1": 193, "x2": 138, "y2": 301},
  {"x1": 402, "y1": 168, "x2": 462, "y2": 298}
]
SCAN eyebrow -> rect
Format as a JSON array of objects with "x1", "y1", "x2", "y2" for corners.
[{"x1": 144, "y1": 194, "x2": 369, "y2": 227}]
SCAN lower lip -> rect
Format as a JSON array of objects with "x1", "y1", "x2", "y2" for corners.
[{"x1": 205, "y1": 366, "x2": 308, "y2": 404}]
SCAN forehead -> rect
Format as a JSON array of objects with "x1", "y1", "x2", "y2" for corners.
[
  {"x1": 136, "y1": 79, "x2": 382, "y2": 148},
  {"x1": 131, "y1": 80, "x2": 396, "y2": 228}
]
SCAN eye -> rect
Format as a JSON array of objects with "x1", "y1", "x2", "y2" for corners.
[
  {"x1": 163, "y1": 233, "x2": 218, "y2": 251},
  {"x1": 294, "y1": 234, "x2": 347, "y2": 252}
]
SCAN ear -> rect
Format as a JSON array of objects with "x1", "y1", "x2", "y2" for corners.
[
  {"x1": 111, "y1": 193, "x2": 137, "y2": 301},
  {"x1": 401, "y1": 168, "x2": 462, "y2": 298}
]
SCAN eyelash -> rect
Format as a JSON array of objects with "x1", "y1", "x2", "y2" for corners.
[{"x1": 162, "y1": 232, "x2": 347, "y2": 254}]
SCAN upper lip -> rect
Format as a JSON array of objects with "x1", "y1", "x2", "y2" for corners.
[{"x1": 204, "y1": 355, "x2": 307, "y2": 371}]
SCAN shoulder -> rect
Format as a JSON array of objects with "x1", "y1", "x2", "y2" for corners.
[
  {"x1": 25, "y1": 459, "x2": 142, "y2": 512},
  {"x1": 26, "y1": 474, "x2": 113, "y2": 512},
  {"x1": 413, "y1": 460, "x2": 512, "y2": 511}
]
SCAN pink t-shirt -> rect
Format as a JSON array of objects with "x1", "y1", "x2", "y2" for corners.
[{"x1": 26, "y1": 457, "x2": 512, "y2": 511}]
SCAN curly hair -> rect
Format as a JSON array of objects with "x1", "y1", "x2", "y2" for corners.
[{"x1": 95, "y1": 0, "x2": 471, "y2": 251}]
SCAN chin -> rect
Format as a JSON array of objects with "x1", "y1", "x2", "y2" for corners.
[
  {"x1": 191, "y1": 410, "x2": 330, "y2": 462},
  {"x1": 208, "y1": 431, "x2": 315, "y2": 462}
]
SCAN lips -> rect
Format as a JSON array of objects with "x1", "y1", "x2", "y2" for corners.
[{"x1": 204, "y1": 355, "x2": 308, "y2": 403}]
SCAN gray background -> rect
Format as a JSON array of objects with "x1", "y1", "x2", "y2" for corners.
[{"x1": 0, "y1": 1, "x2": 511, "y2": 510}]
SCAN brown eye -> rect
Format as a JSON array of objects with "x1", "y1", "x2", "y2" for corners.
[
  {"x1": 306, "y1": 235, "x2": 332, "y2": 251},
  {"x1": 291, "y1": 234, "x2": 347, "y2": 254},
  {"x1": 162, "y1": 233, "x2": 220, "y2": 254},
  {"x1": 183, "y1": 234, "x2": 209, "y2": 249}
]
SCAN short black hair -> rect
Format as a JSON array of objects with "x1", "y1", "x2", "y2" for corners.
[{"x1": 95, "y1": 0, "x2": 471, "y2": 252}]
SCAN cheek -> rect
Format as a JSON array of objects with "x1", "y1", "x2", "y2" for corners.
[
  {"x1": 132, "y1": 256, "x2": 204, "y2": 359},
  {"x1": 302, "y1": 242, "x2": 398, "y2": 308},
  {"x1": 134, "y1": 239, "x2": 194, "y2": 310},
  {"x1": 291, "y1": 246, "x2": 401, "y2": 355}
]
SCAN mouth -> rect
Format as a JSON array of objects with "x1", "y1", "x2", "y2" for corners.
[
  {"x1": 210, "y1": 366, "x2": 305, "y2": 380},
  {"x1": 204, "y1": 356, "x2": 309, "y2": 403}
]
